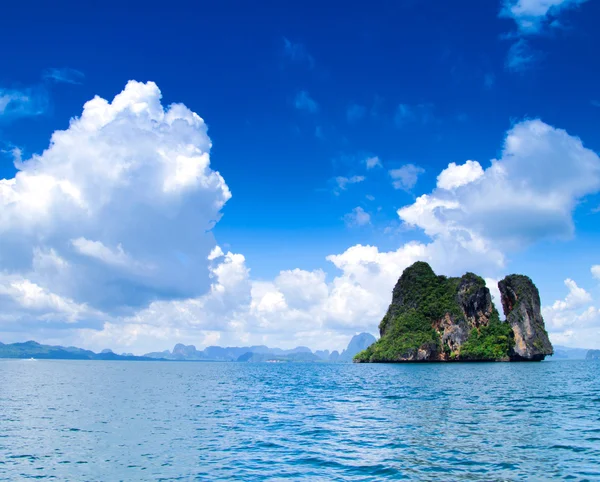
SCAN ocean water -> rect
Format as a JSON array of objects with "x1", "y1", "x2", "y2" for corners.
[{"x1": 0, "y1": 360, "x2": 599, "y2": 481}]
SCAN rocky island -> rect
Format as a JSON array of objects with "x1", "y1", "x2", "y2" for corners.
[
  {"x1": 587, "y1": 349, "x2": 600, "y2": 360},
  {"x1": 354, "y1": 262, "x2": 553, "y2": 363}
]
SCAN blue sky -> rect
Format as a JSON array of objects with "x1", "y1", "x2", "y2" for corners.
[{"x1": 1, "y1": 0, "x2": 599, "y2": 353}]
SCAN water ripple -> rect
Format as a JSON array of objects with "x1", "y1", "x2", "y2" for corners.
[{"x1": 0, "y1": 359, "x2": 599, "y2": 480}]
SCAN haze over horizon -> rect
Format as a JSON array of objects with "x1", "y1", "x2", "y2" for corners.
[{"x1": 1, "y1": 0, "x2": 600, "y2": 355}]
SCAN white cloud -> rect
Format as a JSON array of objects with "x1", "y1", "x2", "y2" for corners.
[
  {"x1": 501, "y1": 0, "x2": 588, "y2": 33},
  {"x1": 398, "y1": 120, "x2": 600, "y2": 254},
  {"x1": 485, "y1": 278, "x2": 503, "y2": 316},
  {"x1": 389, "y1": 164, "x2": 425, "y2": 190},
  {"x1": 42, "y1": 68, "x2": 85, "y2": 85},
  {"x1": 437, "y1": 160, "x2": 484, "y2": 190},
  {"x1": 344, "y1": 207, "x2": 371, "y2": 227},
  {"x1": 0, "y1": 86, "x2": 47, "y2": 119},
  {"x1": 71, "y1": 238, "x2": 140, "y2": 270},
  {"x1": 0, "y1": 273, "x2": 96, "y2": 324},
  {"x1": 592, "y1": 265, "x2": 600, "y2": 280},
  {"x1": 3, "y1": 83, "x2": 600, "y2": 354},
  {"x1": 551, "y1": 278, "x2": 592, "y2": 311},
  {"x1": 543, "y1": 278, "x2": 598, "y2": 335},
  {"x1": 294, "y1": 91, "x2": 318, "y2": 113},
  {"x1": 365, "y1": 156, "x2": 382, "y2": 169},
  {"x1": 335, "y1": 175, "x2": 365, "y2": 192},
  {"x1": 0, "y1": 81, "x2": 231, "y2": 318},
  {"x1": 505, "y1": 39, "x2": 539, "y2": 72},
  {"x1": 501, "y1": 1, "x2": 588, "y2": 72}
]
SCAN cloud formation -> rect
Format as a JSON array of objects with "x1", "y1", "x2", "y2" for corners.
[
  {"x1": 0, "y1": 86, "x2": 48, "y2": 119},
  {"x1": 0, "y1": 81, "x2": 231, "y2": 323},
  {"x1": 501, "y1": 0, "x2": 588, "y2": 33},
  {"x1": 365, "y1": 156, "x2": 382, "y2": 169},
  {"x1": 42, "y1": 68, "x2": 85, "y2": 85},
  {"x1": 398, "y1": 119, "x2": 600, "y2": 258},
  {"x1": 500, "y1": 0, "x2": 588, "y2": 71},
  {"x1": 294, "y1": 91, "x2": 319, "y2": 113},
  {"x1": 436, "y1": 160, "x2": 484, "y2": 190},
  {"x1": 2, "y1": 83, "x2": 599, "y2": 353},
  {"x1": 505, "y1": 38, "x2": 540, "y2": 72},
  {"x1": 389, "y1": 164, "x2": 425, "y2": 190},
  {"x1": 334, "y1": 175, "x2": 365, "y2": 193},
  {"x1": 344, "y1": 207, "x2": 371, "y2": 227},
  {"x1": 543, "y1": 275, "x2": 599, "y2": 347}
]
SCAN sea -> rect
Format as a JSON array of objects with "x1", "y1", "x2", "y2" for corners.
[{"x1": 0, "y1": 360, "x2": 599, "y2": 481}]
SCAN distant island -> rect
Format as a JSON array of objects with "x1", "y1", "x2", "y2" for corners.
[
  {"x1": 550, "y1": 346, "x2": 589, "y2": 360},
  {"x1": 0, "y1": 341, "x2": 156, "y2": 361},
  {"x1": 587, "y1": 349, "x2": 600, "y2": 360},
  {"x1": 0, "y1": 333, "x2": 376, "y2": 363},
  {"x1": 355, "y1": 262, "x2": 554, "y2": 363},
  {"x1": 143, "y1": 332, "x2": 376, "y2": 362}
]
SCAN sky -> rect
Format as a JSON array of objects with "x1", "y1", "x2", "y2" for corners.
[{"x1": 0, "y1": 0, "x2": 599, "y2": 354}]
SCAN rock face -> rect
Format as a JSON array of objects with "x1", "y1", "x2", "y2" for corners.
[
  {"x1": 499, "y1": 275, "x2": 553, "y2": 361},
  {"x1": 354, "y1": 262, "x2": 553, "y2": 363},
  {"x1": 338, "y1": 333, "x2": 377, "y2": 362}
]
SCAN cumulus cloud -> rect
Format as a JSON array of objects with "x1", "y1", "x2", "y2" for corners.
[
  {"x1": 543, "y1": 278, "x2": 598, "y2": 341},
  {"x1": 551, "y1": 279, "x2": 592, "y2": 312},
  {"x1": 389, "y1": 164, "x2": 425, "y2": 190},
  {"x1": 3, "y1": 83, "x2": 600, "y2": 354},
  {"x1": 0, "y1": 80, "x2": 231, "y2": 319},
  {"x1": 344, "y1": 207, "x2": 371, "y2": 227},
  {"x1": 294, "y1": 91, "x2": 318, "y2": 113},
  {"x1": 0, "y1": 275, "x2": 96, "y2": 325},
  {"x1": 71, "y1": 238, "x2": 143, "y2": 271},
  {"x1": 592, "y1": 265, "x2": 600, "y2": 280},
  {"x1": 398, "y1": 120, "x2": 600, "y2": 257},
  {"x1": 437, "y1": 160, "x2": 484, "y2": 190},
  {"x1": 73, "y1": 119, "x2": 600, "y2": 353}
]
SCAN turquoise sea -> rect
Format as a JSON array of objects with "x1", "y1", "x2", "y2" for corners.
[{"x1": 1, "y1": 360, "x2": 599, "y2": 481}]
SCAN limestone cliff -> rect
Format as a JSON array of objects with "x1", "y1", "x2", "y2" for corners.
[
  {"x1": 499, "y1": 275, "x2": 553, "y2": 361},
  {"x1": 354, "y1": 262, "x2": 553, "y2": 363}
]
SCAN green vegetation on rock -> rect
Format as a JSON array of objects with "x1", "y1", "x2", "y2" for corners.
[
  {"x1": 357, "y1": 262, "x2": 475, "y2": 362},
  {"x1": 354, "y1": 261, "x2": 551, "y2": 363},
  {"x1": 460, "y1": 314, "x2": 515, "y2": 361},
  {"x1": 355, "y1": 308, "x2": 441, "y2": 362}
]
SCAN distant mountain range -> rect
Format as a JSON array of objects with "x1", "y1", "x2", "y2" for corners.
[
  {"x1": 549, "y1": 345, "x2": 589, "y2": 360},
  {"x1": 0, "y1": 341, "x2": 155, "y2": 361},
  {"x1": 144, "y1": 332, "x2": 378, "y2": 362},
  {"x1": 0, "y1": 333, "x2": 378, "y2": 363}
]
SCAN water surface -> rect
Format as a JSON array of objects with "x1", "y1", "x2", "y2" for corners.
[{"x1": 1, "y1": 360, "x2": 599, "y2": 481}]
